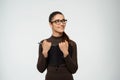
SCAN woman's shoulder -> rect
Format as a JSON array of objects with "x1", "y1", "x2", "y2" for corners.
[
  {"x1": 69, "y1": 39, "x2": 77, "y2": 46},
  {"x1": 38, "y1": 37, "x2": 51, "y2": 44}
]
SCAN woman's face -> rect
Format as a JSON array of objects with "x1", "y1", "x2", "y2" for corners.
[{"x1": 50, "y1": 14, "x2": 67, "y2": 34}]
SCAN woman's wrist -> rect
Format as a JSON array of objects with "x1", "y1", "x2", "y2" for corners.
[
  {"x1": 63, "y1": 51, "x2": 69, "y2": 57},
  {"x1": 42, "y1": 51, "x2": 48, "y2": 58}
]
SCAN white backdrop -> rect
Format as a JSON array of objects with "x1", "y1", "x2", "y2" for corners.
[{"x1": 0, "y1": 0, "x2": 120, "y2": 80}]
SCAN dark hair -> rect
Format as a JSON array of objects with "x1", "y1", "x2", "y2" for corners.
[
  {"x1": 49, "y1": 11, "x2": 70, "y2": 42},
  {"x1": 49, "y1": 11, "x2": 63, "y2": 22}
]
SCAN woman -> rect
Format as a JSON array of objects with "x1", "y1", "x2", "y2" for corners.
[{"x1": 37, "y1": 11, "x2": 78, "y2": 80}]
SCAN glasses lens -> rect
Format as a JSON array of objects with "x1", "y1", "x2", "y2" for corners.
[
  {"x1": 61, "y1": 19, "x2": 67, "y2": 23},
  {"x1": 51, "y1": 19, "x2": 67, "y2": 24}
]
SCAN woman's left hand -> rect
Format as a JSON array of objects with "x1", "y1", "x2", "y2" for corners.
[{"x1": 59, "y1": 40, "x2": 69, "y2": 57}]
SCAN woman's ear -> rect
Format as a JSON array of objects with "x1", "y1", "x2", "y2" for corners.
[{"x1": 49, "y1": 22, "x2": 52, "y2": 28}]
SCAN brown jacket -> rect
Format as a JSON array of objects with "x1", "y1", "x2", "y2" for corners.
[{"x1": 37, "y1": 36, "x2": 78, "y2": 80}]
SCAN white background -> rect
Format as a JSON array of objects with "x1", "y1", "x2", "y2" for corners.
[{"x1": 0, "y1": 0, "x2": 120, "y2": 80}]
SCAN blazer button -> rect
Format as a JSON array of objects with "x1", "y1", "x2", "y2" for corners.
[{"x1": 56, "y1": 65, "x2": 59, "y2": 71}]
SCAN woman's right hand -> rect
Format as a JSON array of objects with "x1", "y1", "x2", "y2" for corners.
[{"x1": 42, "y1": 40, "x2": 51, "y2": 58}]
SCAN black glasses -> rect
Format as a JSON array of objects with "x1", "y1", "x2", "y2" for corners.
[{"x1": 51, "y1": 19, "x2": 67, "y2": 25}]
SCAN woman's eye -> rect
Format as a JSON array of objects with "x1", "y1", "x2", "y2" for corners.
[{"x1": 55, "y1": 20, "x2": 60, "y2": 23}]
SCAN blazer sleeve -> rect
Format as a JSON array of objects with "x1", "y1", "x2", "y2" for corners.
[
  {"x1": 37, "y1": 41, "x2": 48, "y2": 73},
  {"x1": 64, "y1": 41, "x2": 78, "y2": 74}
]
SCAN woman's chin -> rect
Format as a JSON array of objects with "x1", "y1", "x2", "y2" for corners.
[
  {"x1": 59, "y1": 29, "x2": 64, "y2": 32},
  {"x1": 58, "y1": 30, "x2": 64, "y2": 33}
]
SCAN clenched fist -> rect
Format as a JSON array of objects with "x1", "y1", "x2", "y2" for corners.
[
  {"x1": 42, "y1": 40, "x2": 51, "y2": 58},
  {"x1": 59, "y1": 40, "x2": 69, "y2": 57}
]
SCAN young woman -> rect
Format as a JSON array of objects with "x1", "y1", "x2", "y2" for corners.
[{"x1": 37, "y1": 11, "x2": 78, "y2": 80}]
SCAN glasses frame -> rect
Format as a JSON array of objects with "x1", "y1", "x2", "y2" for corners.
[{"x1": 51, "y1": 19, "x2": 67, "y2": 25}]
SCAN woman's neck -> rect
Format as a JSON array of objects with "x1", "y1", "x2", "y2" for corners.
[{"x1": 52, "y1": 32, "x2": 63, "y2": 37}]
